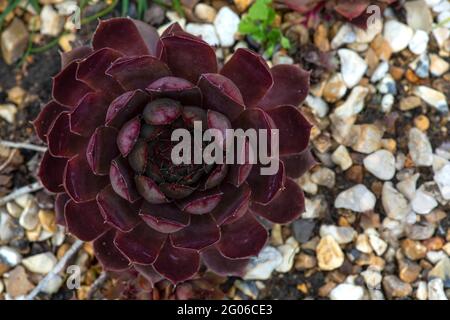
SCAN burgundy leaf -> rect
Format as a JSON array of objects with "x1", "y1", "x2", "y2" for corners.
[
  {"x1": 146, "y1": 76, "x2": 202, "y2": 106},
  {"x1": 86, "y1": 126, "x2": 119, "y2": 175},
  {"x1": 251, "y1": 177, "x2": 305, "y2": 224},
  {"x1": 114, "y1": 223, "x2": 166, "y2": 264},
  {"x1": 52, "y1": 61, "x2": 92, "y2": 108},
  {"x1": 247, "y1": 160, "x2": 285, "y2": 205},
  {"x1": 38, "y1": 151, "x2": 66, "y2": 193},
  {"x1": 55, "y1": 193, "x2": 69, "y2": 226},
  {"x1": 143, "y1": 98, "x2": 182, "y2": 125},
  {"x1": 177, "y1": 188, "x2": 223, "y2": 215},
  {"x1": 76, "y1": 48, "x2": 124, "y2": 97},
  {"x1": 106, "y1": 55, "x2": 171, "y2": 90},
  {"x1": 203, "y1": 163, "x2": 228, "y2": 189},
  {"x1": 159, "y1": 183, "x2": 196, "y2": 199},
  {"x1": 93, "y1": 229, "x2": 130, "y2": 271},
  {"x1": 335, "y1": 0, "x2": 370, "y2": 20},
  {"x1": 134, "y1": 264, "x2": 163, "y2": 287},
  {"x1": 140, "y1": 202, "x2": 190, "y2": 233},
  {"x1": 171, "y1": 214, "x2": 220, "y2": 250},
  {"x1": 92, "y1": 17, "x2": 159, "y2": 56},
  {"x1": 220, "y1": 48, "x2": 273, "y2": 107},
  {"x1": 198, "y1": 73, "x2": 245, "y2": 121},
  {"x1": 105, "y1": 90, "x2": 149, "y2": 128},
  {"x1": 160, "y1": 33, "x2": 217, "y2": 83},
  {"x1": 153, "y1": 239, "x2": 200, "y2": 284},
  {"x1": 212, "y1": 182, "x2": 251, "y2": 225},
  {"x1": 182, "y1": 106, "x2": 207, "y2": 128},
  {"x1": 202, "y1": 246, "x2": 249, "y2": 277},
  {"x1": 226, "y1": 139, "x2": 253, "y2": 187},
  {"x1": 70, "y1": 92, "x2": 111, "y2": 137},
  {"x1": 128, "y1": 140, "x2": 148, "y2": 173},
  {"x1": 217, "y1": 212, "x2": 268, "y2": 259},
  {"x1": 64, "y1": 155, "x2": 109, "y2": 202},
  {"x1": 267, "y1": 105, "x2": 312, "y2": 155},
  {"x1": 64, "y1": 199, "x2": 110, "y2": 241},
  {"x1": 207, "y1": 110, "x2": 231, "y2": 147},
  {"x1": 258, "y1": 65, "x2": 310, "y2": 110},
  {"x1": 135, "y1": 175, "x2": 168, "y2": 204},
  {"x1": 97, "y1": 185, "x2": 141, "y2": 232},
  {"x1": 33, "y1": 101, "x2": 69, "y2": 142},
  {"x1": 109, "y1": 157, "x2": 141, "y2": 203},
  {"x1": 281, "y1": 148, "x2": 317, "y2": 179},
  {"x1": 60, "y1": 45, "x2": 93, "y2": 68},
  {"x1": 117, "y1": 116, "x2": 141, "y2": 156},
  {"x1": 47, "y1": 113, "x2": 87, "y2": 158}
]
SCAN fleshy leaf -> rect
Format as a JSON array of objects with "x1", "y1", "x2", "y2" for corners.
[
  {"x1": 203, "y1": 164, "x2": 228, "y2": 189},
  {"x1": 160, "y1": 33, "x2": 218, "y2": 83},
  {"x1": 64, "y1": 155, "x2": 109, "y2": 202},
  {"x1": 140, "y1": 202, "x2": 190, "y2": 233},
  {"x1": 114, "y1": 223, "x2": 166, "y2": 264},
  {"x1": 47, "y1": 112, "x2": 87, "y2": 158},
  {"x1": 159, "y1": 183, "x2": 196, "y2": 199},
  {"x1": 251, "y1": 177, "x2": 305, "y2": 224},
  {"x1": 86, "y1": 126, "x2": 120, "y2": 175},
  {"x1": 105, "y1": 90, "x2": 149, "y2": 128},
  {"x1": 70, "y1": 92, "x2": 111, "y2": 137},
  {"x1": 106, "y1": 55, "x2": 171, "y2": 90},
  {"x1": 52, "y1": 61, "x2": 92, "y2": 108},
  {"x1": 171, "y1": 214, "x2": 220, "y2": 250},
  {"x1": 182, "y1": 106, "x2": 207, "y2": 128},
  {"x1": 128, "y1": 140, "x2": 148, "y2": 173},
  {"x1": 212, "y1": 183, "x2": 251, "y2": 225},
  {"x1": 93, "y1": 229, "x2": 130, "y2": 271},
  {"x1": 92, "y1": 18, "x2": 159, "y2": 56},
  {"x1": 55, "y1": 193, "x2": 69, "y2": 226},
  {"x1": 217, "y1": 213, "x2": 268, "y2": 259},
  {"x1": 117, "y1": 116, "x2": 141, "y2": 156},
  {"x1": 76, "y1": 48, "x2": 124, "y2": 96},
  {"x1": 281, "y1": 148, "x2": 317, "y2": 179},
  {"x1": 146, "y1": 76, "x2": 202, "y2": 106},
  {"x1": 202, "y1": 246, "x2": 249, "y2": 277},
  {"x1": 220, "y1": 48, "x2": 273, "y2": 107},
  {"x1": 64, "y1": 199, "x2": 110, "y2": 241},
  {"x1": 134, "y1": 264, "x2": 163, "y2": 287},
  {"x1": 143, "y1": 98, "x2": 182, "y2": 125},
  {"x1": 135, "y1": 175, "x2": 168, "y2": 204},
  {"x1": 33, "y1": 101, "x2": 69, "y2": 142},
  {"x1": 335, "y1": 0, "x2": 370, "y2": 20},
  {"x1": 109, "y1": 157, "x2": 141, "y2": 202},
  {"x1": 258, "y1": 65, "x2": 310, "y2": 110},
  {"x1": 246, "y1": 160, "x2": 285, "y2": 205},
  {"x1": 176, "y1": 188, "x2": 223, "y2": 215},
  {"x1": 60, "y1": 45, "x2": 93, "y2": 68},
  {"x1": 153, "y1": 239, "x2": 200, "y2": 284},
  {"x1": 198, "y1": 73, "x2": 245, "y2": 121},
  {"x1": 38, "y1": 151, "x2": 66, "y2": 193},
  {"x1": 267, "y1": 105, "x2": 312, "y2": 155},
  {"x1": 97, "y1": 185, "x2": 141, "y2": 232}
]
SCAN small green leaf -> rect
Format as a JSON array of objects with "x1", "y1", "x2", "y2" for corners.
[{"x1": 281, "y1": 36, "x2": 291, "y2": 49}]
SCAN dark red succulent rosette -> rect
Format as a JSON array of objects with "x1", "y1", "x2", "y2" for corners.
[{"x1": 34, "y1": 18, "x2": 314, "y2": 285}]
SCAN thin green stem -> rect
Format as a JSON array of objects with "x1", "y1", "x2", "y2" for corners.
[
  {"x1": 81, "y1": 0, "x2": 119, "y2": 25},
  {"x1": 121, "y1": 0, "x2": 129, "y2": 16},
  {"x1": 0, "y1": 0, "x2": 21, "y2": 29}
]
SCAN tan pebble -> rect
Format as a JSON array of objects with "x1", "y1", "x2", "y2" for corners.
[
  {"x1": 423, "y1": 237, "x2": 445, "y2": 251},
  {"x1": 318, "y1": 282, "x2": 336, "y2": 297},
  {"x1": 401, "y1": 239, "x2": 427, "y2": 260},
  {"x1": 414, "y1": 115, "x2": 430, "y2": 131},
  {"x1": 38, "y1": 210, "x2": 57, "y2": 233},
  {"x1": 296, "y1": 283, "x2": 309, "y2": 294},
  {"x1": 295, "y1": 253, "x2": 317, "y2": 270},
  {"x1": 400, "y1": 96, "x2": 422, "y2": 111},
  {"x1": 316, "y1": 235, "x2": 344, "y2": 271},
  {"x1": 399, "y1": 260, "x2": 421, "y2": 283},
  {"x1": 389, "y1": 65, "x2": 404, "y2": 81},
  {"x1": 314, "y1": 24, "x2": 330, "y2": 52},
  {"x1": 233, "y1": 0, "x2": 253, "y2": 12},
  {"x1": 381, "y1": 138, "x2": 397, "y2": 152},
  {"x1": 57, "y1": 243, "x2": 71, "y2": 260},
  {"x1": 7, "y1": 86, "x2": 26, "y2": 106}
]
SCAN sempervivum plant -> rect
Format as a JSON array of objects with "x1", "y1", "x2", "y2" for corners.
[
  {"x1": 281, "y1": 0, "x2": 396, "y2": 27},
  {"x1": 33, "y1": 17, "x2": 315, "y2": 286}
]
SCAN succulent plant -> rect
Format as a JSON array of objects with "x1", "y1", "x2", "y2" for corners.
[
  {"x1": 34, "y1": 18, "x2": 314, "y2": 286},
  {"x1": 281, "y1": 0, "x2": 396, "y2": 28}
]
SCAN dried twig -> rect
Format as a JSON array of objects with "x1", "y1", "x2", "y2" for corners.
[
  {"x1": 24, "y1": 239, "x2": 84, "y2": 300},
  {"x1": 86, "y1": 271, "x2": 109, "y2": 300},
  {"x1": 0, "y1": 149, "x2": 18, "y2": 172},
  {"x1": 0, "y1": 140, "x2": 47, "y2": 153},
  {"x1": 0, "y1": 181, "x2": 43, "y2": 206}
]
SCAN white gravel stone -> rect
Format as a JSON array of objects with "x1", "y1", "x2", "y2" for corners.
[
  {"x1": 214, "y1": 7, "x2": 240, "y2": 47},
  {"x1": 338, "y1": 49, "x2": 368, "y2": 88},
  {"x1": 361, "y1": 268, "x2": 382, "y2": 289},
  {"x1": 333, "y1": 86, "x2": 369, "y2": 118},
  {"x1": 383, "y1": 20, "x2": 414, "y2": 53},
  {"x1": 244, "y1": 246, "x2": 282, "y2": 280},
  {"x1": 319, "y1": 225, "x2": 356, "y2": 244},
  {"x1": 370, "y1": 61, "x2": 389, "y2": 83},
  {"x1": 432, "y1": 27, "x2": 449, "y2": 48},
  {"x1": 0, "y1": 104, "x2": 17, "y2": 124},
  {"x1": 405, "y1": 0, "x2": 433, "y2": 31},
  {"x1": 434, "y1": 163, "x2": 450, "y2": 200},
  {"x1": 329, "y1": 284, "x2": 364, "y2": 300},
  {"x1": 368, "y1": 233, "x2": 388, "y2": 256},
  {"x1": 18, "y1": 199, "x2": 39, "y2": 231},
  {"x1": 310, "y1": 167, "x2": 335, "y2": 188},
  {"x1": 335, "y1": 184, "x2": 376, "y2": 212},
  {"x1": 350, "y1": 124, "x2": 384, "y2": 154},
  {"x1": 413, "y1": 86, "x2": 448, "y2": 113},
  {"x1": 428, "y1": 278, "x2": 448, "y2": 300},
  {"x1": 430, "y1": 53, "x2": 450, "y2": 77},
  {"x1": 396, "y1": 173, "x2": 419, "y2": 200},
  {"x1": 185, "y1": 23, "x2": 219, "y2": 46},
  {"x1": 408, "y1": 127, "x2": 434, "y2": 167},
  {"x1": 355, "y1": 18, "x2": 382, "y2": 43},
  {"x1": 0, "y1": 246, "x2": 22, "y2": 267},
  {"x1": 416, "y1": 281, "x2": 428, "y2": 300},
  {"x1": 42, "y1": 275, "x2": 64, "y2": 295},
  {"x1": 382, "y1": 182, "x2": 411, "y2": 220},
  {"x1": 331, "y1": 24, "x2": 356, "y2": 49},
  {"x1": 410, "y1": 54, "x2": 430, "y2": 78},
  {"x1": 409, "y1": 30, "x2": 429, "y2": 55},
  {"x1": 22, "y1": 252, "x2": 57, "y2": 275},
  {"x1": 331, "y1": 145, "x2": 353, "y2": 170},
  {"x1": 381, "y1": 94, "x2": 394, "y2": 113},
  {"x1": 305, "y1": 95, "x2": 328, "y2": 117},
  {"x1": 411, "y1": 186, "x2": 438, "y2": 214},
  {"x1": 275, "y1": 237, "x2": 299, "y2": 273},
  {"x1": 363, "y1": 150, "x2": 396, "y2": 180},
  {"x1": 377, "y1": 74, "x2": 397, "y2": 94},
  {"x1": 40, "y1": 5, "x2": 64, "y2": 36}
]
